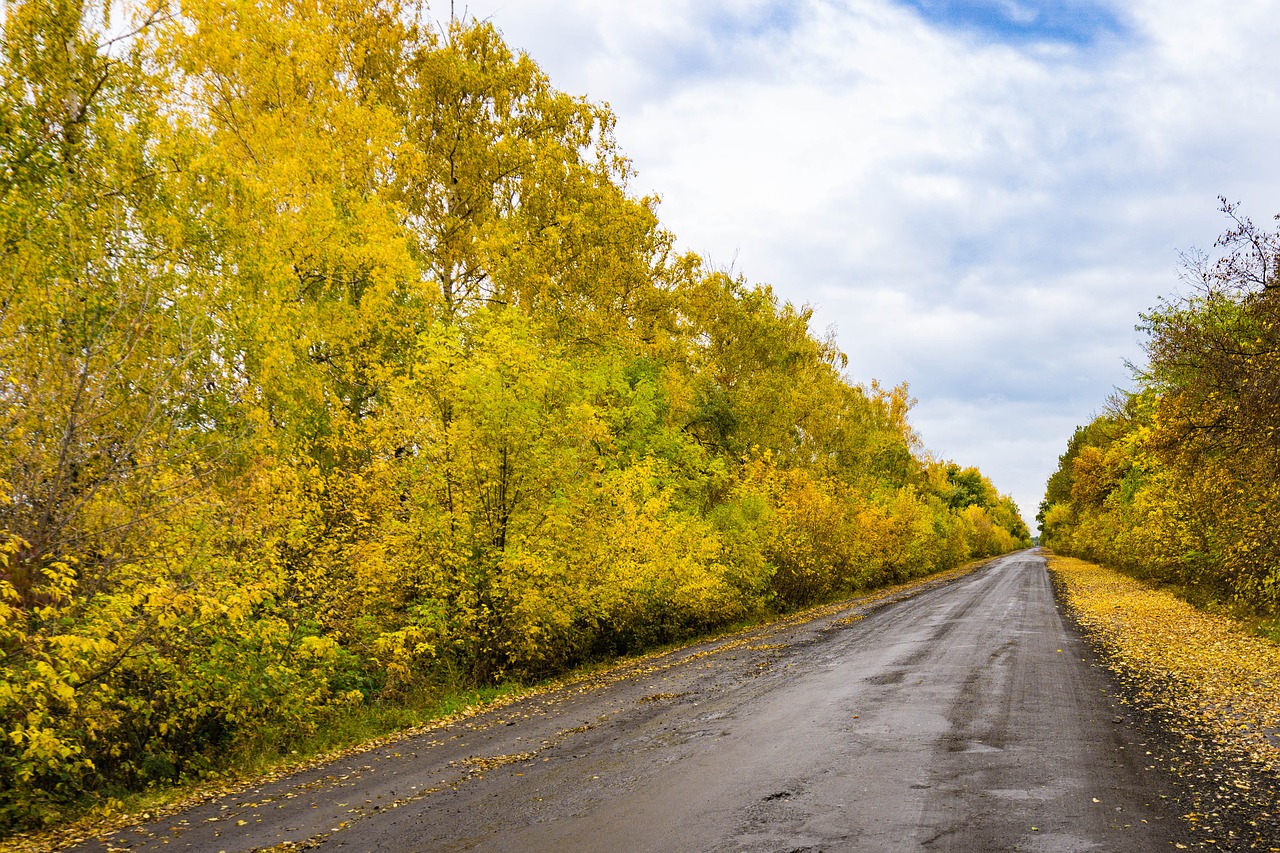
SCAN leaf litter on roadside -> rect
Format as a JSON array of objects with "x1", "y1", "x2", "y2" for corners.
[{"x1": 1049, "y1": 554, "x2": 1280, "y2": 851}]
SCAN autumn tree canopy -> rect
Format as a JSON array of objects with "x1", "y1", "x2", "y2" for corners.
[
  {"x1": 0, "y1": 0, "x2": 1028, "y2": 828},
  {"x1": 1040, "y1": 199, "x2": 1280, "y2": 612}
]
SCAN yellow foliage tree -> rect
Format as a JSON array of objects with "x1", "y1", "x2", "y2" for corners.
[{"x1": 0, "y1": 0, "x2": 1029, "y2": 828}]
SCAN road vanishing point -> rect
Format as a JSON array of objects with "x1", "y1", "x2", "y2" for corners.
[{"x1": 69, "y1": 549, "x2": 1189, "y2": 852}]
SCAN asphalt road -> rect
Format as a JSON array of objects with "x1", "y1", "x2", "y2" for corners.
[{"x1": 70, "y1": 549, "x2": 1190, "y2": 852}]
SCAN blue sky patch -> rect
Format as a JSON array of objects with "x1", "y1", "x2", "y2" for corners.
[{"x1": 896, "y1": 0, "x2": 1127, "y2": 47}]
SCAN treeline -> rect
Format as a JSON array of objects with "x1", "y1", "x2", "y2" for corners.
[
  {"x1": 0, "y1": 0, "x2": 1028, "y2": 828},
  {"x1": 1041, "y1": 200, "x2": 1280, "y2": 615}
]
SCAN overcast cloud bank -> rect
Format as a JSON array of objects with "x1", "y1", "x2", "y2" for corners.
[{"x1": 468, "y1": 0, "x2": 1280, "y2": 531}]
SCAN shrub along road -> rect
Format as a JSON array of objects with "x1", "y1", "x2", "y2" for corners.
[{"x1": 65, "y1": 551, "x2": 1192, "y2": 852}]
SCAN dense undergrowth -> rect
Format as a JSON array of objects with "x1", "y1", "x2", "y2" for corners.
[
  {"x1": 1049, "y1": 555, "x2": 1280, "y2": 851},
  {"x1": 0, "y1": 0, "x2": 1029, "y2": 831}
]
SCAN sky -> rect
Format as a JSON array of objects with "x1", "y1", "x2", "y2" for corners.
[{"x1": 459, "y1": 0, "x2": 1280, "y2": 533}]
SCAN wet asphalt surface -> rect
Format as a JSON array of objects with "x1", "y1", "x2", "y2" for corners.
[{"x1": 67, "y1": 550, "x2": 1193, "y2": 852}]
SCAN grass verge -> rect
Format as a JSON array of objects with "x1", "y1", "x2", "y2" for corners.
[{"x1": 1047, "y1": 552, "x2": 1280, "y2": 851}]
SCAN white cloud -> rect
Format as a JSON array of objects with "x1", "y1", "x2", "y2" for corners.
[{"x1": 468, "y1": 0, "x2": 1280, "y2": 532}]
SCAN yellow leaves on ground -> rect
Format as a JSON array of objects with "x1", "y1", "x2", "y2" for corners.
[
  {"x1": 1050, "y1": 554, "x2": 1280, "y2": 772},
  {"x1": 1050, "y1": 554, "x2": 1280, "y2": 847}
]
